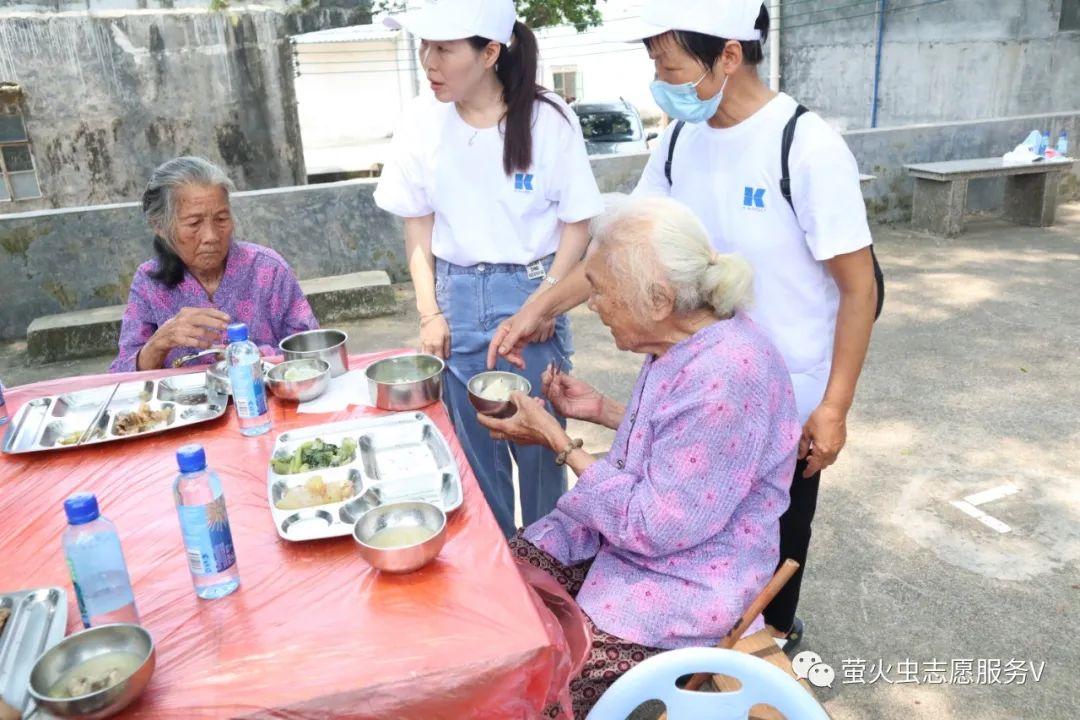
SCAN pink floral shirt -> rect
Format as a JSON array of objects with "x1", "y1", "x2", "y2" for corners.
[
  {"x1": 109, "y1": 241, "x2": 318, "y2": 373},
  {"x1": 524, "y1": 312, "x2": 800, "y2": 649}
]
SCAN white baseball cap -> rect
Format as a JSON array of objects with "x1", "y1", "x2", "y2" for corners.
[
  {"x1": 384, "y1": 0, "x2": 517, "y2": 46},
  {"x1": 613, "y1": 0, "x2": 765, "y2": 43}
]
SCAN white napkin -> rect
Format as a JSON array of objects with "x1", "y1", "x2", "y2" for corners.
[
  {"x1": 1003, "y1": 144, "x2": 1043, "y2": 164},
  {"x1": 296, "y1": 351, "x2": 418, "y2": 414},
  {"x1": 297, "y1": 369, "x2": 371, "y2": 414}
]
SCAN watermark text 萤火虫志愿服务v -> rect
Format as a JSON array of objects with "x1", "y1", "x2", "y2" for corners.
[{"x1": 791, "y1": 652, "x2": 1046, "y2": 689}]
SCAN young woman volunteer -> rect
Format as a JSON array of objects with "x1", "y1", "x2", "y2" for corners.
[
  {"x1": 374, "y1": 0, "x2": 604, "y2": 538},
  {"x1": 488, "y1": 0, "x2": 877, "y2": 651}
]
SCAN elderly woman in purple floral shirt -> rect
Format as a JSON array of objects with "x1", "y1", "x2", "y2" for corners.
[
  {"x1": 109, "y1": 156, "x2": 318, "y2": 373},
  {"x1": 478, "y1": 197, "x2": 800, "y2": 716}
]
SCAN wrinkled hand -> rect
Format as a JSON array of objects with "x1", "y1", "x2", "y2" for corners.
[
  {"x1": 420, "y1": 314, "x2": 451, "y2": 359},
  {"x1": 477, "y1": 391, "x2": 566, "y2": 448},
  {"x1": 799, "y1": 402, "x2": 848, "y2": 478},
  {"x1": 486, "y1": 302, "x2": 548, "y2": 370},
  {"x1": 542, "y1": 365, "x2": 603, "y2": 423},
  {"x1": 151, "y1": 307, "x2": 230, "y2": 353}
]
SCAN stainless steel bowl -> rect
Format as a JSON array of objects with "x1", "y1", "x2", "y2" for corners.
[
  {"x1": 265, "y1": 359, "x2": 331, "y2": 402},
  {"x1": 353, "y1": 501, "x2": 447, "y2": 574},
  {"x1": 365, "y1": 354, "x2": 444, "y2": 411},
  {"x1": 205, "y1": 360, "x2": 274, "y2": 395},
  {"x1": 467, "y1": 371, "x2": 532, "y2": 419},
  {"x1": 279, "y1": 329, "x2": 349, "y2": 378},
  {"x1": 28, "y1": 624, "x2": 155, "y2": 719}
]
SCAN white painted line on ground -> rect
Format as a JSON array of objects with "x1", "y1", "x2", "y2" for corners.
[
  {"x1": 977, "y1": 514, "x2": 1012, "y2": 533},
  {"x1": 951, "y1": 500, "x2": 983, "y2": 518},
  {"x1": 950, "y1": 500, "x2": 1012, "y2": 534},
  {"x1": 964, "y1": 483, "x2": 1020, "y2": 507}
]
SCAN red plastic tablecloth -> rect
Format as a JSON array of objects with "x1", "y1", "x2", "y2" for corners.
[{"x1": 0, "y1": 351, "x2": 573, "y2": 719}]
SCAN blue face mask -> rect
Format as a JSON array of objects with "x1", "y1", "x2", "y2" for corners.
[{"x1": 650, "y1": 71, "x2": 727, "y2": 124}]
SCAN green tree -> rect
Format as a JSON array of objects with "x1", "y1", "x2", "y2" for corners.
[{"x1": 376, "y1": 0, "x2": 603, "y2": 32}]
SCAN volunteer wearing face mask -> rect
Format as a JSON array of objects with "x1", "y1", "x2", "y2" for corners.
[
  {"x1": 374, "y1": 0, "x2": 604, "y2": 538},
  {"x1": 487, "y1": 0, "x2": 878, "y2": 652}
]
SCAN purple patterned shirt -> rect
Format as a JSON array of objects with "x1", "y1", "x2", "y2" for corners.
[
  {"x1": 524, "y1": 312, "x2": 800, "y2": 649},
  {"x1": 109, "y1": 241, "x2": 318, "y2": 373}
]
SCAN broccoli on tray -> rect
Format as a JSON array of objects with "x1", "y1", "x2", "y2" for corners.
[{"x1": 272, "y1": 437, "x2": 358, "y2": 475}]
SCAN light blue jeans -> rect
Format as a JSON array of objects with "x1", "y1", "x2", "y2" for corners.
[{"x1": 436, "y1": 255, "x2": 574, "y2": 538}]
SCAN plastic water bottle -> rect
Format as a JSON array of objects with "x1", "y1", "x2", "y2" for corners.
[
  {"x1": 1022, "y1": 129, "x2": 1041, "y2": 152},
  {"x1": 62, "y1": 493, "x2": 140, "y2": 629},
  {"x1": 1057, "y1": 131, "x2": 1069, "y2": 157},
  {"x1": 173, "y1": 444, "x2": 240, "y2": 599},
  {"x1": 225, "y1": 322, "x2": 271, "y2": 437},
  {"x1": 0, "y1": 378, "x2": 8, "y2": 426},
  {"x1": 1038, "y1": 131, "x2": 1050, "y2": 156}
]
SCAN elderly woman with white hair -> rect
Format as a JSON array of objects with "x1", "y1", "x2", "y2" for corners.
[
  {"x1": 110, "y1": 156, "x2": 318, "y2": 372},
  {"x1": 478, "y1": 196, "x2": 800, "y2": 716}
]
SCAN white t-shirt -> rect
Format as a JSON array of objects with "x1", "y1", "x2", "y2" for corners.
[
  {"x1": 375, "y1": 93, "x2": 604, "y2": 267},
  {"x1": 634, "y1": 93, "x2": 873, "y2": 423}
]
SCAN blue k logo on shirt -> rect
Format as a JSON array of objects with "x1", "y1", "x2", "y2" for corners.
[
  {"x1": 514, "y1": 173, "x2": 535, "y2": 192},
  {"x1": 743, "y1": 186, "x2": 766, "y2": 210}
]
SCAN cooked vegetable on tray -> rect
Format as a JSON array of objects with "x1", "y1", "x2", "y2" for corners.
[
  {"x1": 271, "y1": 437, "x2": 357, "y2": 475},
  {"x1": 274, "y1": 476, "x2": 356, "y2": 510},
  {"x1": 114, "y1": 403, "x2": 171, "y2": 436}
]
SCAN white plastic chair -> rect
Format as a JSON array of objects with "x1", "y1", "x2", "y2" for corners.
[{"x1": 585, "y1": 647, "x2": 829, "y2": 720}]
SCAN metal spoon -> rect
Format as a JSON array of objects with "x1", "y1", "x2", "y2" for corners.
[{"x1": 171, "y1": 347, "x2": 225, "y2": 368}]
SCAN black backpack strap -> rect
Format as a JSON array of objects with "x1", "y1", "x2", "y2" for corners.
[
  {"x1": 870, "y1": 245, "x2": 885, "y2": 319},
  {"x1": 664, "y1": 120, "x2": 686, "y2": 186},
  {"x1": 781, "y1": 104, "x2": 885, "y2": 320},
  {"x1": 780, "y1": 104, "x2": 809, "y2": 210}
]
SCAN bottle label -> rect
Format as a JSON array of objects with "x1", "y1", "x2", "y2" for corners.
[
  {"x1": 66, "y1": 557, "x2": 91, "y2": 628},
  {"x1": 177, "y1": 496, "x2": 237, "y2": 576},
  {"x1": 230, "y1": 364, "x2": 267, "y2": 418}
]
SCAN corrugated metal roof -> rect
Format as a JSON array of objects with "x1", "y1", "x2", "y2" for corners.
[{"x1": 292, "y1": 23, "x2": 401, "y2": 45}]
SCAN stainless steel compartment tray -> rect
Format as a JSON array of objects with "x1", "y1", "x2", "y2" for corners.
[
  {"x1": 2, "y1": 372, "x2": 228, "y2": 455},
  {"x1": 268, "y1": 412, "x2": 463, "y2": 542},
  {"x1": 0, "y1": 587, "x2": 68, "y2": 715}
]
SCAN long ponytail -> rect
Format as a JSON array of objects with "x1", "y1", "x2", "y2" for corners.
[{"x1": 469, "y1": 21, "x2": 568, "y2": 175}]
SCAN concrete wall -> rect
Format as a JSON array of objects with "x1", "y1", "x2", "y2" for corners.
[
  {"x1": 587, "y1": 112, "x2": 1080, "y2": 223},
  {"x1": 2, "y1": 111, "x2": 1079, "y2": 340},
  {"x1": 851, "y1": 111, "x2": 1080, "y2": 223},
  {"x1": 0, "y1": 179, "x2": 401, "y2": 339},
  {"x1": 0, "y1": 2, "x2": 371, "y2": 213},
  {"x1": 0, "y1": 0, "x2": 207, "y2": 10},
  {"x1": 777, "y1": 0, "x2": 1080, "y2": 130}
]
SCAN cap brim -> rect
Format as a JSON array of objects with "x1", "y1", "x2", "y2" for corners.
[
  {"x1": 605, "y1": 16, "x2": 672, "y2": 44},
  {"x1": 383, "y1": 9, "x2": 475, "y2": 42}
]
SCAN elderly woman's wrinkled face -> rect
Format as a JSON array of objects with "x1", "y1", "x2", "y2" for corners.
[
  {"x1": 170, "y1": 184, "x2": 233, "y2": 277},
  {"x1": 586, "y1": 248, "x2": 656, "y2": 353}
]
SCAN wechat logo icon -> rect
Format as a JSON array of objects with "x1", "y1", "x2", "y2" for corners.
[{"x1": 792, "y1": 651, "x2": 836, "y2": 688}]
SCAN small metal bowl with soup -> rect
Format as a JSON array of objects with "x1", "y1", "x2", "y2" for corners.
[
  {"x1": 28, "y1": 623, "x2": 155, "y2": 719},
  {"x1": 365, "y1": 354, "x2": 444, "y2": 411},
  {"x1": 353, "y1": 501, "x2": 447, "y2": 574},
  {"x1": 266, "y1": 359, "x2": 331, "y2": 402}
]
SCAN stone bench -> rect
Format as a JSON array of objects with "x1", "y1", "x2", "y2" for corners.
[
  {"x1": 904, "y1": 157, "x2": 1075, "y2": 237},
  {"x1": 26, "y1": 270, "x2": 397, "y2": 364}
]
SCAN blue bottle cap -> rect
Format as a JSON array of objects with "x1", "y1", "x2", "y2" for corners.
[
  {"x1": 176, "y1": 444, "x2": 207, "y2": 473},
  {"x1": 226, "y1": 323, "x2": 249, "y2": 343},
  {"x1": 63, "y1": 493, "x2": 100, "y2": 525}
]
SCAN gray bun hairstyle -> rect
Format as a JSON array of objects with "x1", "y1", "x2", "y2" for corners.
[{"x1": 591, "y1": 195, "x2": 753, "y2": 319}]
